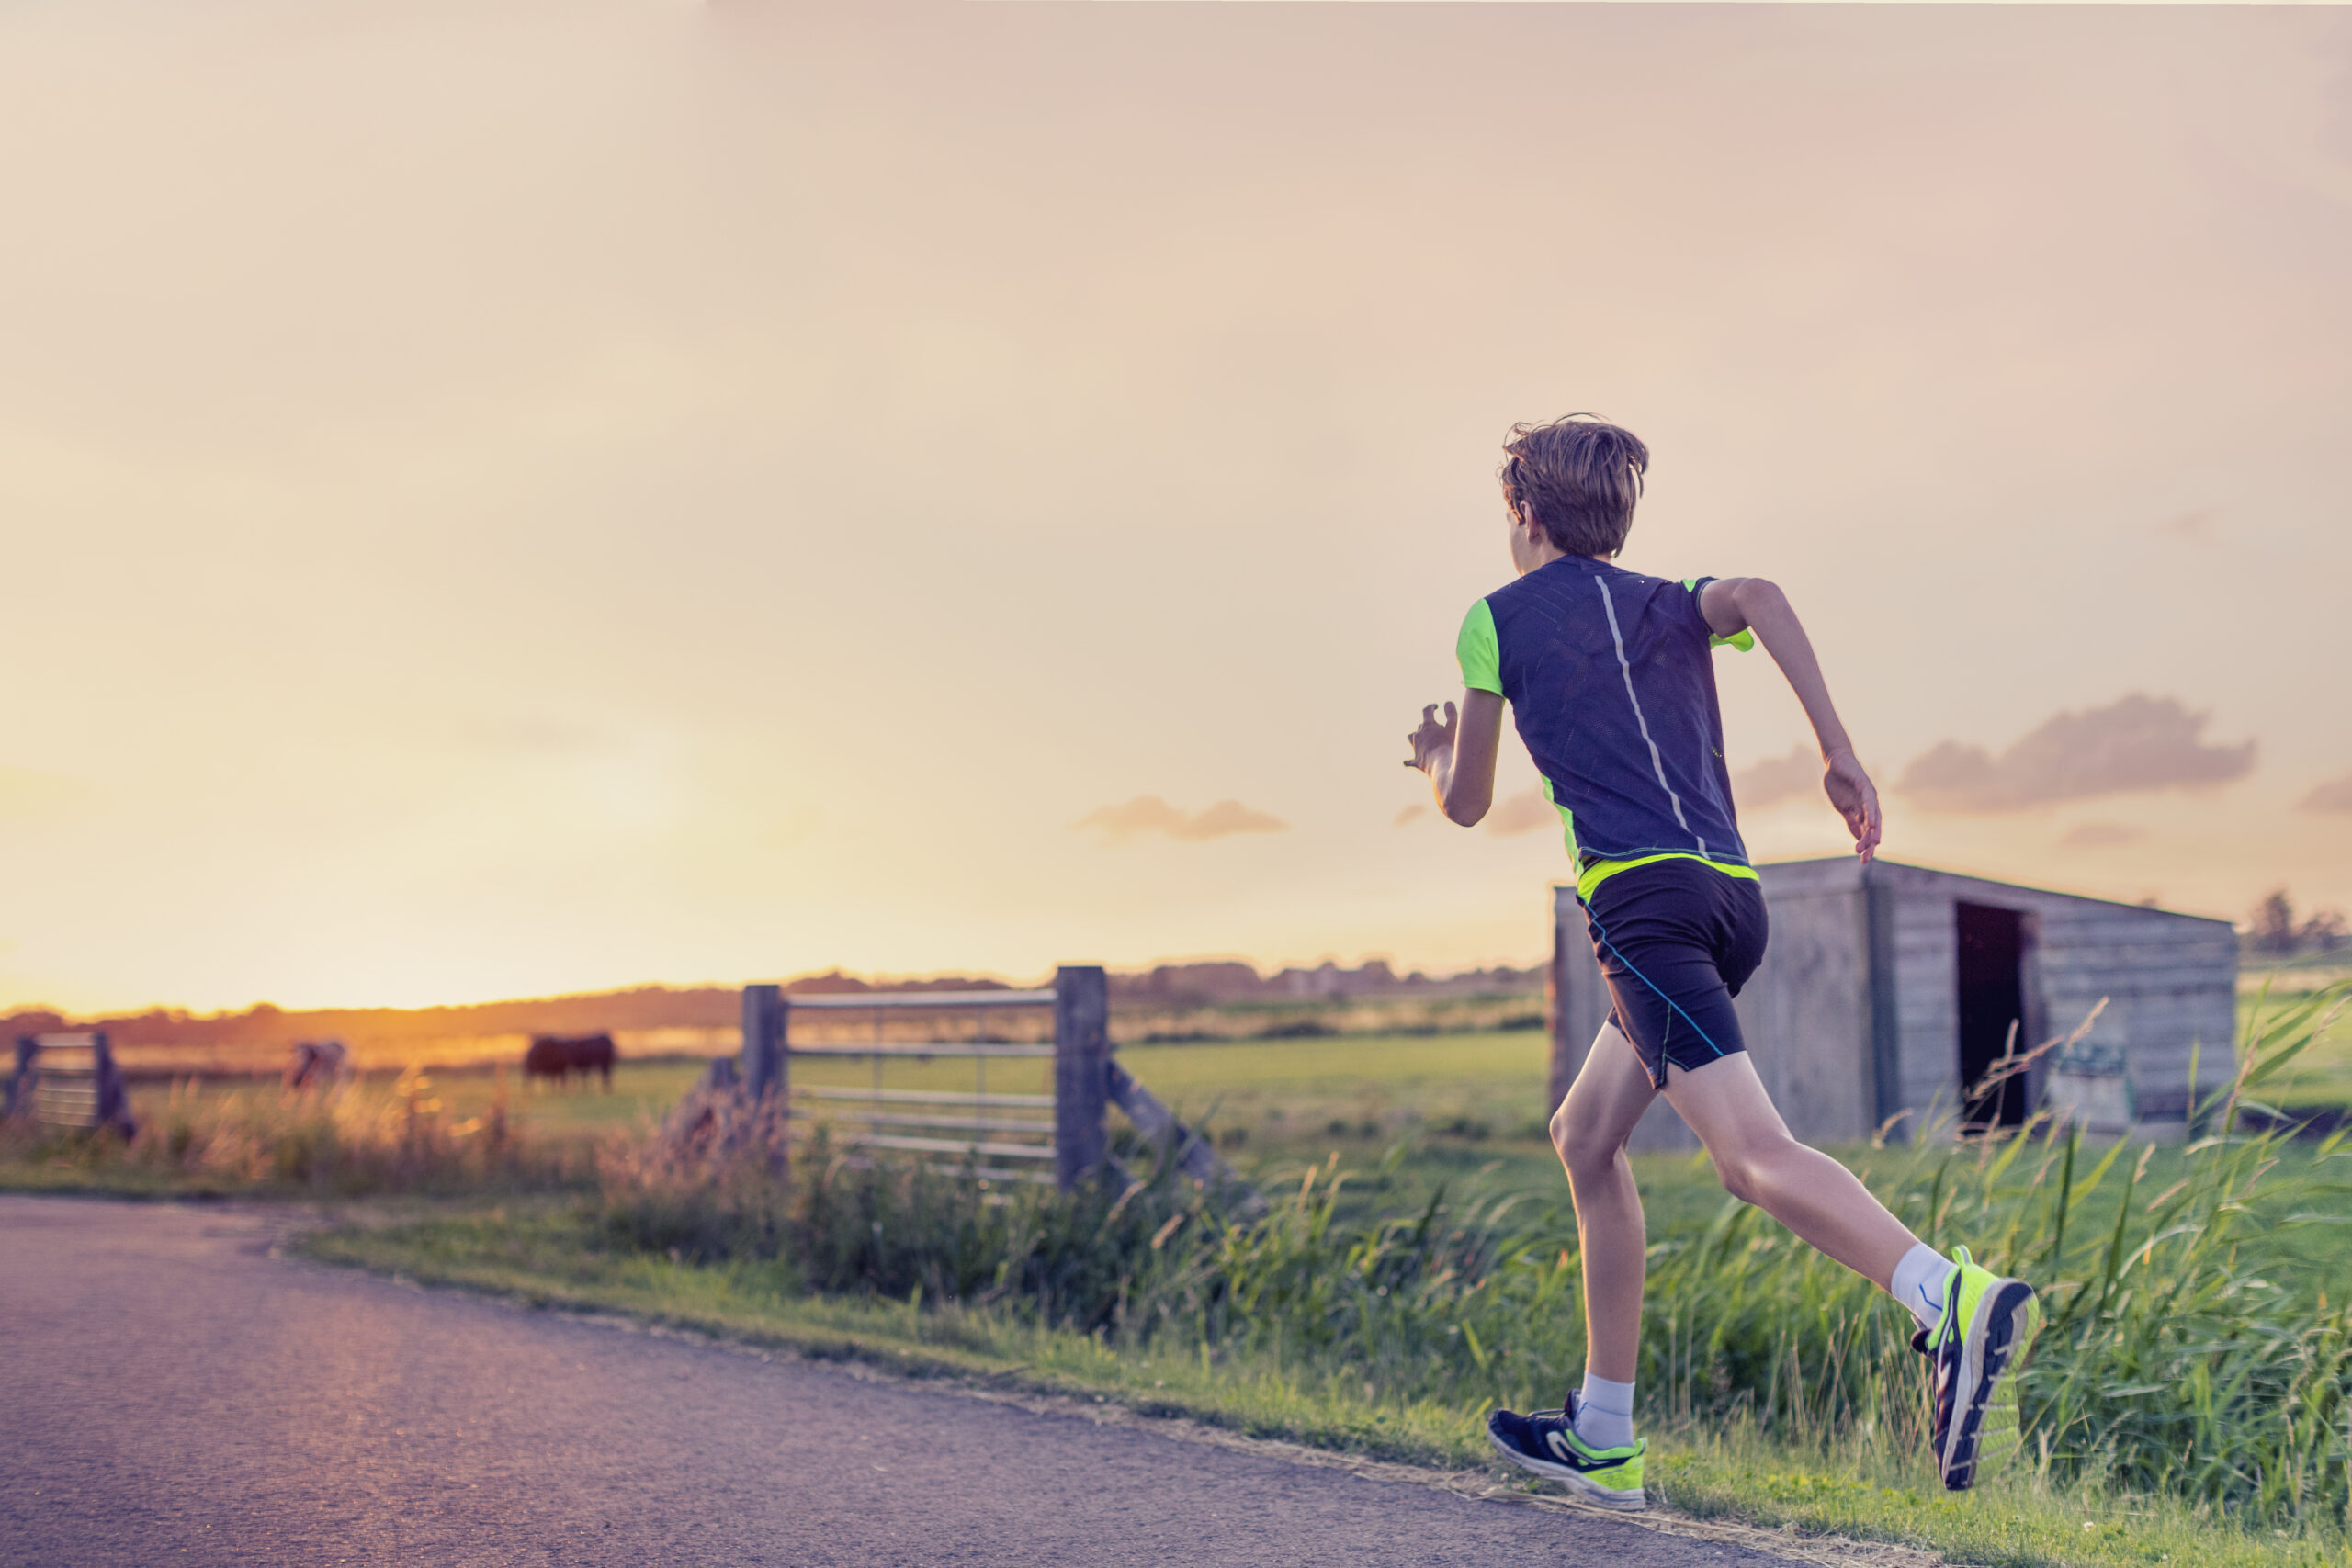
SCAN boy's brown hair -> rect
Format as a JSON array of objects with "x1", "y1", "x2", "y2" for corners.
[{"x1": 1498, "y1": 414, "x2": 1649, "y2": 558}]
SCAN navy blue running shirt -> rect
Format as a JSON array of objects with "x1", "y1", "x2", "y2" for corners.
[{"x1": 1457, "y1": 555, "x2": 1758, "y2": 893}]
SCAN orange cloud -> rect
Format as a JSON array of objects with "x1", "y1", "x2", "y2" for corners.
[
  {"x1": 1897, "y1": 694, "x2": 2254, "y2": 813},
  {"x1": 2061, "y1": 821, "x2": 2146, "y2": 848},
  {"x1": 2159, "y1": 507, "x2": 2219, "y2": 542},
  {"x1": 1074, "y1": 795, "x2": 1287, "y2": 843},
  {"x1": 2300, "y1": 773, "x2": 2352, "y2": 814}
]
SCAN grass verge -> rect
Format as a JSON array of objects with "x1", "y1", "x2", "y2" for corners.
[
  {"x1": 0, "y1": 1068, "x2": 594, "y2": 1200},
  {"x1": 301, "y1": 1202, "x2": 2343, "y2": 1568}
]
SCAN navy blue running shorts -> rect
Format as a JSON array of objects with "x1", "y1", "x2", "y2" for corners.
[{"x1": 1580, "y1": 857, "x2": 1770, "y2": 1089}]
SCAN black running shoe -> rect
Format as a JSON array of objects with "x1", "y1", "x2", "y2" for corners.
[
  {"x1": 1913, "y1": 1245, "x2": 2039, "y2": 1491},
  {"x1": 1487, "y1": 1392, "x2": 1645, "y2": 1510}
]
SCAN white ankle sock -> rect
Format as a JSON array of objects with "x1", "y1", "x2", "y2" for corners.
[
  {"x1": 1892, "y1": 1243, "x2": 1955, "y2": 1331},
  {"x1": 1575, "y1": 1372, "x2": 1636, "y2": 1450}
]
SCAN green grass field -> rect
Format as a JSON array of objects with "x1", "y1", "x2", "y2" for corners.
[
  {"x1": 95, "y1": 1014, "x2": 2352, "y2": 1293},
  {"x1": 105, "y1": 1027, "x2": 1544, "y2": 1145},
  {"x1": 2241, "y1": 971, "x2": 2352, "y2": 1107},
  {"x1": 119, "y1": 1060, "x2": 704, "y2": 1138}
]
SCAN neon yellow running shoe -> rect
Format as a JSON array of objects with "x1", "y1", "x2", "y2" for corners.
[
  {"x1": 1912, "y1": 1245, "x2": 2039, "y2": 1492},
  {"x1": 1487, "y1": 1393, "x2": 1646, "y2": 1510}
]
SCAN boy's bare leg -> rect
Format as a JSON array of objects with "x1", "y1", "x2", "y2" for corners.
[
  {"x1": 1548, "y1": 1023, "x2": 1659, "y2": 1385},
  {"x1": 1660, "y1": 1053, "x2": 1917, "y2": 1289}
]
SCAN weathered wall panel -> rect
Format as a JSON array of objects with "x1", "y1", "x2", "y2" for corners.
[
  {"x1": 1885, "y1": 880, "x2": 1961, "y2": 1126},
  {"x1": 1731, "y1": 875, "x2": 1871, "y2": 1145}
]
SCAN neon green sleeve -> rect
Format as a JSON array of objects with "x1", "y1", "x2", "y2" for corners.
[
  {"x1": 1456, "y1": 599, "x2": 1502, "y2": 694},
  {"x1": 1681, "y1": 577, "x2": 1755, "y2": 652}
]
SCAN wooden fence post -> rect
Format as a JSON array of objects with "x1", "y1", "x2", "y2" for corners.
[
  {"x1": 741, "y1": 985, "x2": 787, "y2": 1101},
  {"x1": 1054, "y1": 965, "x2": 1109, "y2": 1190},
  {"x1": 4, "y1": 1037, "x2": 36, "y2": 1119},
  {"x1": 92, "y1": 1031, "x2": 133, "y2": 1139}
]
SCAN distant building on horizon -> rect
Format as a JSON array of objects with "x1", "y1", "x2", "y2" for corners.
[
  {"x1": 1112, "y1": 958, "x2": 1540, "y2": 1009},
  {"x1": 1547, "y1": 858, "x2": 2239, "y2": 1151}
]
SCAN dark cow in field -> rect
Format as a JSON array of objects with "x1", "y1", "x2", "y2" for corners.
[
  {"x1": 524, "y1": 1032, "x2": 616, "y2": 1090},
  {"x1": 284, "y1": 1039, "x2": 350, "y2": 1093}
]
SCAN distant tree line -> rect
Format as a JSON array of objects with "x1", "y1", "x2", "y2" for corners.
[
  {"x1": 1109, "y1": 960, "x2": 1540, "y2": 1010},
  {"x1": 2245, "y1": 889, "x2": 2349, "y2": 957}
]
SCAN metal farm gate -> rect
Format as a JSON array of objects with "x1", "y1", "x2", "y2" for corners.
[
  {"x1": 5, "y1": 1032, "x2": 137, "y2": 1137},
  {"x1": 731, "y1": 965, "x2": 1246, "y2": 1199}
]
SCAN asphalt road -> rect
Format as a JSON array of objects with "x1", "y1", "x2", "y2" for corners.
[{"x1": 0, "y1": 1197, "x2": 1783, "y2": 1567}]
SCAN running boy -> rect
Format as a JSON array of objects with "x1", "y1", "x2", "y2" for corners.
[{"x1": 1404, "y1": 415, "x2": 2036, "y2": 1510}]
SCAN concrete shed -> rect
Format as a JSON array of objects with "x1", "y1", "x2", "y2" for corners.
[{"x1": 1546, "y1": 858, "x2": 2239, "y2": 1152}]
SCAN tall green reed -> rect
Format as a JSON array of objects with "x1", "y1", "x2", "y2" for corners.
[{"x1": 2006, "y1": 981, "x2": 2352, "y2": 1524}]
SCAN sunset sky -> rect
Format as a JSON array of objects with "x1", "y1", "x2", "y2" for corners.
[{"x1": 6, "y1": 2, "x2": 2350, "y2": 1015}]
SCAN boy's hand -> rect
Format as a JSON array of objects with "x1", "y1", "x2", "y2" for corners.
[
  {"x1": 1824, "y1": 749, "x2": 1883, "y2": 863},
  {"x1": 1404, "y1": 701, "x2": 1458, "y2": 774},
  {"x1": 1403, "y1": 691, "x2": 1502, "y2": 825}
]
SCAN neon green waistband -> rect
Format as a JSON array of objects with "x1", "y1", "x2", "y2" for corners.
[{"x1": 1576, "y1": 852, "x2": 1760, "y2": 902}]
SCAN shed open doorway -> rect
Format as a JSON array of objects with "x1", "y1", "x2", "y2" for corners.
[{"x1": 1955, "y1": 902, "x2": 2029, "y2": 1132}]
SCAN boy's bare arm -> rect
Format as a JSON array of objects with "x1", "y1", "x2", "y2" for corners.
[
  {"x1": 1698, "y1": 576, "x2": 1883, "y2": 863},
  {"x1": 1404, "y1": 691, "x2": 1505, "y2": 825}
]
